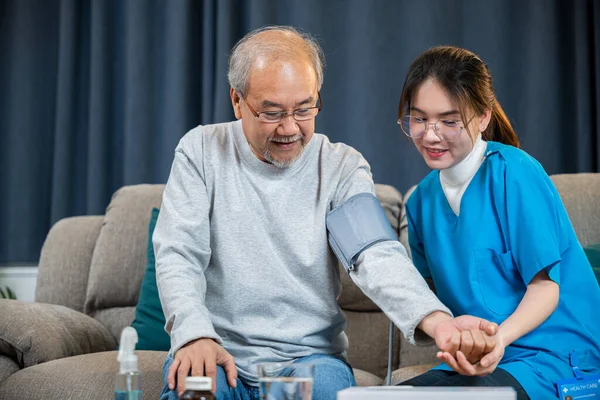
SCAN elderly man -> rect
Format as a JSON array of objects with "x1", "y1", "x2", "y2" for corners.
[{"x1": 155, "y1": 25, "x2": 495, "y2": 400}]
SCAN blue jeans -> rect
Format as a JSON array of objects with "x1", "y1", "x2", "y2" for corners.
[{"x1": 160, "y1": 353, "x2": 356, "y2": 400}]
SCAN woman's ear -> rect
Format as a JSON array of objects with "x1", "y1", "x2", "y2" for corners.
[
  {"x1": 479, "y1": 108, "x2": 492, "y2": 132},
  {"x1": 230, "y1": 88, "x2": 243, "y2": 120}
]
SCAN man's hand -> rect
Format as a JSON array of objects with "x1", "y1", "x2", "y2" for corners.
[
  {"x1": 438, "y1": 332, "x2": 505, "y2": 376},
  {"x1": 433, "y1": 315, "x2": 498, "y2": 362},
  {"x1": 167, "y1": 338, "x2": 237, "y2": 396}
]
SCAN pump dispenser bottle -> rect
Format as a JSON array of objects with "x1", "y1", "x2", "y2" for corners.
[{"x1": 115, "y1": 326, "x2": 142, "y2": 400}]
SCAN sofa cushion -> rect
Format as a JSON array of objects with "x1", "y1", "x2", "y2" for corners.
[
  {"x1": 0, "y1": 351, "x2": 378, "y2": 399},
  {"x1": 354, "y1": 369, "x2": 384, "y2": 386},
  {"x1": 583, "y1": 242, "x2": 600, "y2": 283},
  {"x1": 36, "y1": 216, "x2": 104, "y2": 311},
  {"x1": 344, "y1": 309, "x2": 399, "y2": 379},
  {"x1": 0, "y1": 355, "x2": 18, "y2": 382},
  {"x1": 0, "y1": 350, "x2": 166, "y2": 400},
  {"x1": 0, "y1": 301, "x2": 117, "y2": 369},
  {"x1": 93, "y1": 307, "x2": 137, "y2": 345},
  {"x1": 132, "y1": 208, "x2": 170, "y2": 351},
  {"x1": 84, "y1": 184, "x2": 165, "y2": 341},
  {"x1": 398, "y1": 333, "x2": 439, "y2": 369},
  {"x1": 391, "y1": 362, "x2": 439, "y2": 385},
  {"x1": 399, "y1": 185, "x2": 418, "y2": 259},
  {"x1": 550, "y1": 173, "x2": 600, "y2": 246}
]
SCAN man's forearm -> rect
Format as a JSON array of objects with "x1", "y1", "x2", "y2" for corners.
[{"x1": 349, "y1": 241, "x2": 452, "y2": 344}]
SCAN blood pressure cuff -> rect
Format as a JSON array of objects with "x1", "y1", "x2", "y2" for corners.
[{"x1": 326, "y1": 193, "x2": 398, "y2": 273}]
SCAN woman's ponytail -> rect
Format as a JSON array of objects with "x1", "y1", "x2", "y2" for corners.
[{"x1": 485, "y1": 101, "x2": 520, "y2": 148}]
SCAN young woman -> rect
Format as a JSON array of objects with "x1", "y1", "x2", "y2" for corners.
[{"x1": 398, "y1": 46, "x2": 600, "y2": 399}]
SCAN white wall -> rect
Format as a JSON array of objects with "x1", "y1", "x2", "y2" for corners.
[{"x1": 0, "y1": 265, "x2": 38, "y2": 302}]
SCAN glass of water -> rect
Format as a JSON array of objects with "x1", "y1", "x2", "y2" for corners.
[{"x1": 257, "y1": 362, "x2": 314, "y2": 400}]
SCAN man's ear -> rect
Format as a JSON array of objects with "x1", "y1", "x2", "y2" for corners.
[
  {"x1": 479, "y1": 108, "x2": 492, "y2": 132},
  {"x1": 230, "y1": 88, "x2": 242, "y2": 120}
]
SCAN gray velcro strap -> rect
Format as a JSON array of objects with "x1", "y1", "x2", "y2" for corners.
[{"x1": 326, "y1": 193, "x2": 397, "y2": 272}]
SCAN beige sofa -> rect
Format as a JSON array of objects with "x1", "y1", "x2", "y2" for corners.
[{"x1": 0, "y1": 174, "x2": 598, "y2": 399}]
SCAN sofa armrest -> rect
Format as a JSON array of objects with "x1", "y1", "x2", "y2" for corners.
[{"x1": 0, "y1": 300, "x2": 118, "y2": 369}]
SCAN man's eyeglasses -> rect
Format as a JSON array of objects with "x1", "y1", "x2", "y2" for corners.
[
  {"x1": 242, "y1": 92, "x2": 322, "y2": 123},
  {"x1": 397, "y1": 115, "x2": 465, "y2": 142}
]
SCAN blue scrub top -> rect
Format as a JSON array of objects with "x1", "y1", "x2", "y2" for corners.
[{"x1": 406, "y1": 141, "x2": 600, "y2": 399}]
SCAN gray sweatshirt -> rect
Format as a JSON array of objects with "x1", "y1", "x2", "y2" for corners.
[{"x1": 153, "y1": 120, "x2": 450, "y2": 385}]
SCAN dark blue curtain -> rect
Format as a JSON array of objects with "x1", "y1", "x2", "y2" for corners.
[{"x1": 1, "y1": 0, "x2": 599, "y2": 263}]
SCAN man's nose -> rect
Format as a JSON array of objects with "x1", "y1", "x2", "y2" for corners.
[{"x1": 279, "y1": 114, "x2": 300, "y2": 134}]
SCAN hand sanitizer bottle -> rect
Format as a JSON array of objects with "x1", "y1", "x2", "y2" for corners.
[{"x1": 115, "y1": 326, "x2": 142, "y2": 400}]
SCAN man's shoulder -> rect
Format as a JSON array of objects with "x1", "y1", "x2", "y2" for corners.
[
  {"x1": 314, "y1": 133, "x2": 368, "y2": 167},
  {"x1": 181, "y1": 121, "x2": 236, "y2": 145},
  {"x1": 312, "y1": 134, "x2": 375, "y2": 206},
  {"x1": 178, "y1": 121, "x2": 236, "y2": 149}
]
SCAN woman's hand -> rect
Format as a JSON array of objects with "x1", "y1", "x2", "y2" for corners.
[
  {"x1": 438, "y1": 332, "x2": 506, "y2": 376},
  {"x1": 432, "y1": 315, "x2": 498, "y2": 357}
]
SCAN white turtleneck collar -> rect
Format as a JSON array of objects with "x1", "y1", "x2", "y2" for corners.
[{"x1": 439, "y1": 134, "x2": 487, "y2": 216}]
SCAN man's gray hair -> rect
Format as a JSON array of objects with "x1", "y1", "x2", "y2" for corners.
[{"x1": 228, "y1": 25, "x2": 325, "y2": 95}]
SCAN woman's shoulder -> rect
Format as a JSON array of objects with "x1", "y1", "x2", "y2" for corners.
[
  {"x1": 486, "y1": 141, "x2": 543, "y2": 169},
  {"x1": 485, "y1": 141, "x2": 556, "y2": 195}
]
